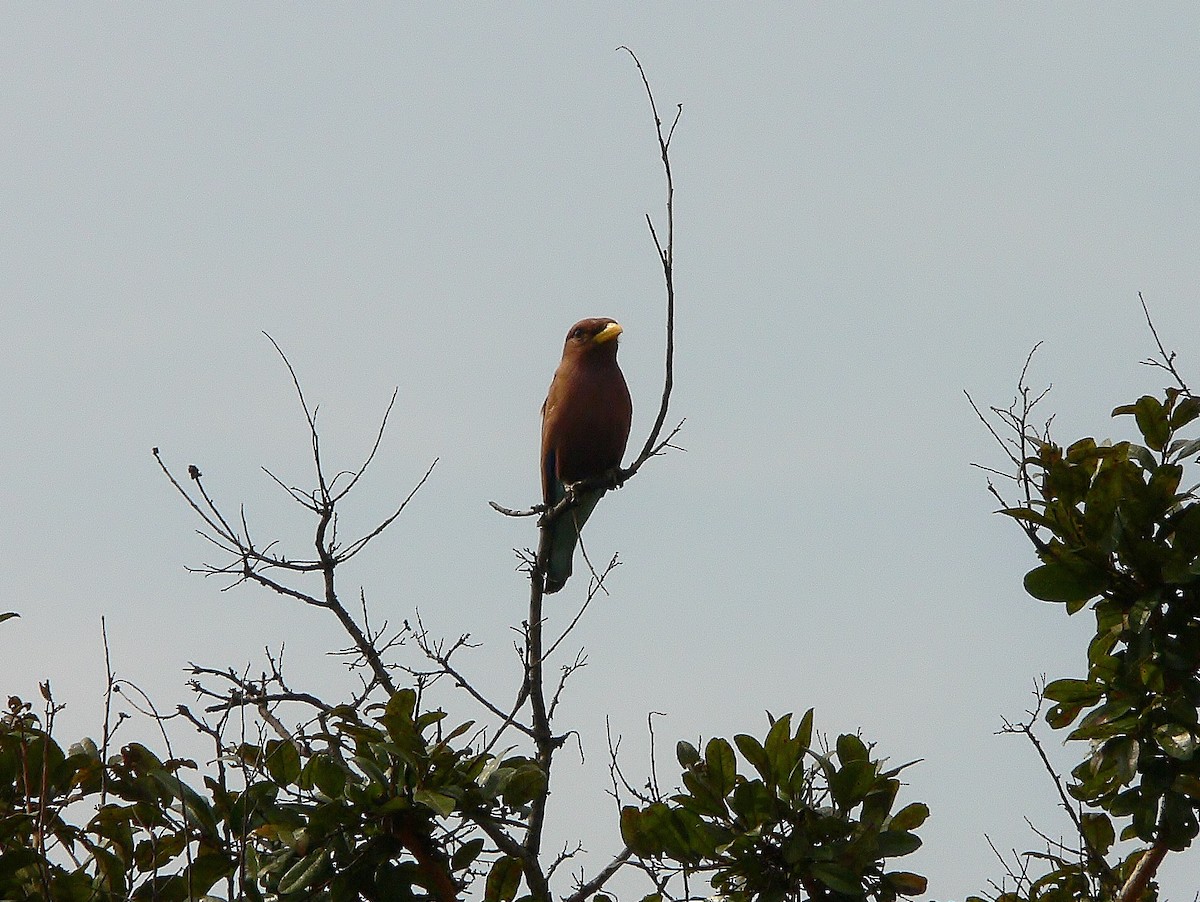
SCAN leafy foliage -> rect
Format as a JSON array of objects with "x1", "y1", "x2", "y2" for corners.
[
  {"x1": 1, "y1": 687, "x2": 930, "y2": 902},
  {"x1": 620, "y1": 711, "x2": 927, "y2": 902},
  {"x1": 977, "y1": 374, "x2": 1200, "y2": 901},
  {"x1": 0, "y1": 688, "x2": 507, "y2": 902},
  {"x1": 1008, "y1": 390, "x2": 1200, "y2": 844}
]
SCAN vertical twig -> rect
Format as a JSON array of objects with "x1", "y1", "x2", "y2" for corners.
[
  {"x1": 100, "y1": 617, "x2": 114, "y2": 805},
  {"x1": 523, "y1": 574, "x2": 553, "y2": 870},
  {"x1": 618, "y1": 46, "x2": 681, "y2": 470}
]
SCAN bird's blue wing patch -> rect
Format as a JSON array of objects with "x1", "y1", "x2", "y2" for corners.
[{"x1": 543, "y1": 448, "x2": 564, "y2": 506}]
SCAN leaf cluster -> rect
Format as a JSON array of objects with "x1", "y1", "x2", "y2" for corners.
[
  {"x1": 620, "y1": 711, "x2": 927, "y2": 902},
  {"x1": 1008, "y1": 390, "x2": 1200, "y2": 850},
  {"x1": 1, "y1": 694, "x2": 229, "y2": 901},
  {"x1": 980, "y1": 380, "x2": 1200, "y2": 901},
  {"x1": 0, "y1": 687, "x2": 535, "y2": 902}
]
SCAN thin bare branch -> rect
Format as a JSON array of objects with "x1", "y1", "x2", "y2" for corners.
[
  {"x1": 243, "y1": 568, "x2": 327, "y2": 608},
  {"x1": 261, "y1": 464, "x2": 321, "y2": 512},
  {"x1": 263, "y1": 332, "x2": 330, "y2": 506},
  {"x1": 618, "y1": 46, "x2": 678, "y2": 474},
  {"x1": 547, "y1": 649, "x2": 588, "y2": 721},
  {"x1": 412, "y1": 616, "x2": 536, "y2": 741},
  {"x1": 489, "y1": 500, "x2": 543, "y2": 518},
  {"x1": 1137, "y1": 292, "x2": 1191, "y2": 395},
  {"x1": 330, "y1": 387, "x2": 400, "y2": 502},
  {"x1": 544, "y1": 555, "x2": 619, "y2": 660},
  {"x1": 338, "y1": 457, "x2": 439, "y2": 561},
  {"x1": 564, "y1": 847, "x2": 634, "y2": 902},
  {"x1": 99, "y1": 616, "x2": 115, "y2": 805}
]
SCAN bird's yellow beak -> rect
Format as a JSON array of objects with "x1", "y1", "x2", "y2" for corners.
[{"x1": 593, "y1": 322, "x2": 623, "y2": 344}]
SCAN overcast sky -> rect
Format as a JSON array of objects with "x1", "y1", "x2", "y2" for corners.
[{"x1": 3, "y1": 6, "x2": 1199, "y2": 899}]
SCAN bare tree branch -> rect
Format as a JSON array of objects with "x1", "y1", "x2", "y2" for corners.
[
  {"x1": 1137, "y1": 292, "x2": 1191, "y2": 395},
  {"x1": 998, "y1": 680, "x2": 1118, "y2": 893}
]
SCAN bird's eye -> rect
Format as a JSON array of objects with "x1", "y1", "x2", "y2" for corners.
[{"x1": 571, "y1": 328, "x2": 585, "y2": 340}]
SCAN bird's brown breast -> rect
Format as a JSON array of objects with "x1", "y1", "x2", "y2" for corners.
[{"x1": 541, "y1": 352, "x2": 632, "y2": 496}]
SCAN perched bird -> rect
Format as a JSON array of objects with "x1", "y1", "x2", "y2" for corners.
[{"x1": 540, "y1": 317, "x2": 633, "y2": 594}]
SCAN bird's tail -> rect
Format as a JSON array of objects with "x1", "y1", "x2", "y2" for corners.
[{"x1": 541, "y1": 488, "x2": 604, "y2": 594}]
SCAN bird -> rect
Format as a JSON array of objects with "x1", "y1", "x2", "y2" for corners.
[{"x1": 539, "y1": 317, "x2": 633, "y2": 594}]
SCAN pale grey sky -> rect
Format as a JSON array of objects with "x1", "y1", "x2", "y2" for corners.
[{"x1": 3, "y1": 6, "x2": 1199, "y2": 899}]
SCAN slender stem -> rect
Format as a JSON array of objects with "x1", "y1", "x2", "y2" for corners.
[
  {"x1": 619, "y1": 46, "x2": 679, "y2": 471},
  {"x1": 523, "y1": 571, "x2": 554, "y2": 888},
  {"x1": 564, "y1": 848, "x2": 633, "y2": 902},
  {"x1": 100, "y1": 617, "x2": 114, "y2": 805}
]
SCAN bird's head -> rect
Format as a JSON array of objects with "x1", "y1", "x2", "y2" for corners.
[{"x1": 562, "y1": 318, "x2": 623, "y2": 358}]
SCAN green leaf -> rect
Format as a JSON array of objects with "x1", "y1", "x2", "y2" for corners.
[
  {"x1": 1080, "y1": 812, "x2": 1115, "y2": 856},
  {"x1": 829, "y1": 758, "x2": 876, "y2": 808},
  {"x1": 502, "y1": 763, "x2": 547, "y2": 807},
  {"x1": 795, "y1": 708, "x2": 814, "y2": 754},
  {"x1": 1167, "y1": 503, "x2": 1200, "y2": 559},
  {"x1": 264, "y1": 739, "x2": 302, "y2": 787},
  {"x1": 886, "y1": 871, "x2": 929, "y2": 896},
  {"x1": 729, "y1": 779, "x2": 776, "y2": 828},
  {"x1": 352, "y1": 754, "x2": 389, "y2": 790},
  {"x1": 182, "y1": 852, "x2": 235, "y2": 896},
  {"x1": 1129, "y1": 443, "x2": 1158, "y2": 471},
  {"x1": 452, "y1": 837, "x2": 485, "y2": 871},
  {"x1": 441, "y1": 719, "x2": 475, "y2": 743},
  {"x1": 414, "y1": 789, "x2": 457, "y2": 817},
  {"x1": 485, "y1": 856, "x2": 523, "y2": 902},
  {"x1": 1161, "y1": 789, "x2": 1200, "y2": 850},
  {"x1": 860, "y1": 778, "x2": 900, "y2": 832},
  {"x1": 1170, "y1": 437, "x2": 1200, "y2": 461},
  {"x1": 676, "y1": 740, "x2": 700, "y2": 768},
  {"x1": 1110, "y1": 787, "x2": 1142, "y2": 818},
  {"x1": 620, "y1": 807, "x2": 655, "y2": 857},
  {"x1": 1043, "y1": 678, "x2": 1103, "y2": 706},
  {"x1": 1023, "y1": 562, "x2": 1106, "y2": 604},
  {"x1": 704, "y1": 738, "x2": 737, "y2": 796},
  {"x1": 142, "y1": 874, "x2": 191, "y2": 902},
  {"x1": 1102, "y1": 736, "x2": 1139, "y2": 785},
  {"x1": 1155, "y1": 723, "x2": 1198, "y2": 760},
  {"x1": 835, "y1": 733, "x2": 868, "y2": 764},
  {"x1": 679, "y1": 770, "x2": 730, "y2": 817},
  {"x1": 809, "y1": 861, "x2": 862, "y2": 895},
  {"x1": 1133, "y1": 395, "x2": 1170, "y2": 451},
  {"x1": 278, "y1": 849, "x2": 330, "y2": 895},
  {"x1": 999, "y1": 507, "x2": 1053, "y2": 529},
  {"x1": 875, "y1": 829, "x2": 922, "y2": 857},
  {"x1": 386, "y1": 688, "x2": 418, "y2": 723},
  {"x1": 178, "y1": 783, "x2": 221, "y2": 840},
  {"x1": 301, "y1": 753, "x2": 348, "y2": 798},
  {"x1": 734, "y1": 733, "x2": 770, "y2": 783},
  {"x1": 1170, "y1": 395, "x2": 1200, "y2": 429},
  {"x1": 1067, "y1": 698, "x2": 1135, "y2": 741},
  {"x1": 1175, "y1": 774, "x2": 1200, "y2": 799},
  {"x1": 637, "y1": 802, "x2": 694, "y2": 861},
  {"x1": 1065, "y1": 436, "x2": 1098, "y2": 462},
  {"x1": 764, "y1": 713, "x2": 795, "y2": 786},
  {"x1": 888, "y1": 801, "x2": 930, "y2": 832}
]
